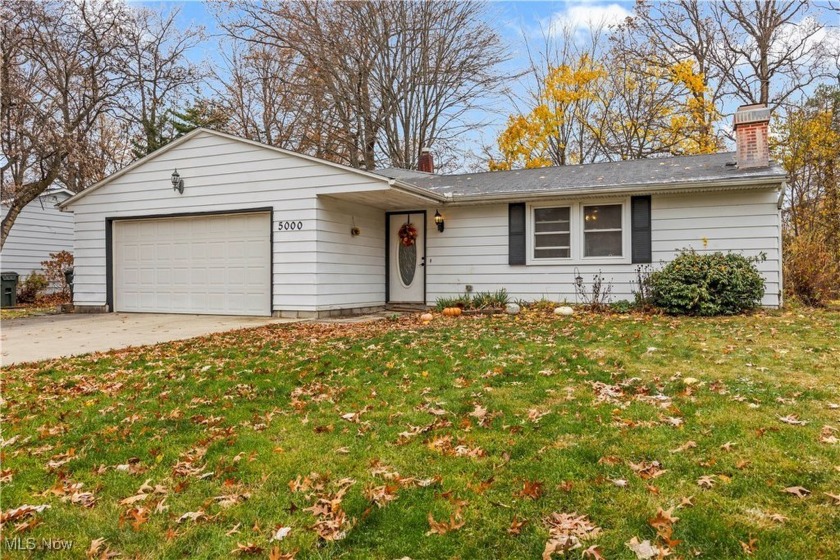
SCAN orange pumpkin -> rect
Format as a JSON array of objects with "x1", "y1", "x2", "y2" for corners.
[{"x1": 442, "y1": 307, "x2": 462, "y2": 317}]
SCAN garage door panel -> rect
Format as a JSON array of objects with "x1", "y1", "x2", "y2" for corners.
[{"x1": 114, "y1": 212, "x2": 271, "y2": 316}]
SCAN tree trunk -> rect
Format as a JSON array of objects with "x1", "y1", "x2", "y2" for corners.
[{"x1": 1, "y1": 202, "x2": 23, "y2": 251}]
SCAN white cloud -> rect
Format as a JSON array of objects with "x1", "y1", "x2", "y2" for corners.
[{"x1": 546, "y1": 2, "x2": 632, "y2": 36}]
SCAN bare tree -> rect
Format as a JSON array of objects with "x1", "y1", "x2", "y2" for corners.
[
  {"x1": 215, "y1": 0, "x2": 507, "y2": 170},
  {"x1": 122, "y1": 6, "x2": 205, "y2": 157},
  {"x1": 624, "y1": 0, "x2": 727, "y2": 150},
  {"x1": 212, "y1": 43, "x2": 315, "y2": 151},
  {"x1": 374, "y1": 1, "x2": 509, "y2": 169},
  {"x1": 1, "y1": 0, "x2": 132, "y2": 249},
  {"x1": 713, "y1": 0, "x2": 827, "y2": 110}
]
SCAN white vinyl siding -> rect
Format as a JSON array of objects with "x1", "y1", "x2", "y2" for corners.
[
  {"x1": 68, "y1": 130, "x2": 392, "y2": 314},
  {"x1": 650, "y1": 189, "x2": 781, "y2": 307},
  {"x1": 0, "y1": 193, "x2": 74, "y2": 289},
  {"x1": 315, "y1": 196, "x2": 385, "y2": 311},
  {"x1": 425, "y1": 188, "x2": 782, "y2": 307}
]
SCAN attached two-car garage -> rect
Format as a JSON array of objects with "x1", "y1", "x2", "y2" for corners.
[{"x1": 112, "y1": 212, "x2": 271, "y2": 316}]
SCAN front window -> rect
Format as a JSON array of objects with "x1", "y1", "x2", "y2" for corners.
[
  {"x1": 534, "y1": 206, "x2": 571, "y2": 259},
  {"x1": 583, "y1": 204, "x2": 622, "y2": 257}
]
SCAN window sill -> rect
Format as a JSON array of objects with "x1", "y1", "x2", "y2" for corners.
[{"x1": 526, "y1": 256, "x2": 630, "y2": 266}]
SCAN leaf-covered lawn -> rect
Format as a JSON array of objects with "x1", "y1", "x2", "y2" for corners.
[
  {"x1": 2, "y1": 309, "x2": 839, "y2": 559},
  {"x1": 0, "y1": 306, "x2": 59, "y2": 320}
]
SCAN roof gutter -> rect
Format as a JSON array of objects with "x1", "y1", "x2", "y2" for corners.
[{"x1": 438, "y1": 174, "x2": 787, "y2": 205}]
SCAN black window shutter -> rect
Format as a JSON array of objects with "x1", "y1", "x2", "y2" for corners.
[
  {"x1": 631, "y1": 196, "x2": 652, "y2": 264},
  {"x1": 509, "y1": 203, "x2": 526, "y2": 265}
]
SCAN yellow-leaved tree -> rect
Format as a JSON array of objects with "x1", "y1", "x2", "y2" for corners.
[
  {"x1": 490, "y1": 55, "x2": 605, "y2": 170},
  {"x1": 490, "y1": 50, "x2": 719, "y2": 169},
  {"x1": 772, "y1": 86, "x2": 840, "y2": 305}
]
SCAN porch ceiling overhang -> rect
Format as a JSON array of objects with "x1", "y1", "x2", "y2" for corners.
[{"x1": 322, "y1": 181, "x2": 443, "y2": 210}]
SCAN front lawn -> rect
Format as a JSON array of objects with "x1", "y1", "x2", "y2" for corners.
[
  {"x1": 2, "y1": 310, "x2": 839, "y2": 559},
  {"x1": 0, "y1": 305, "x2": 60, "y2": 320}
]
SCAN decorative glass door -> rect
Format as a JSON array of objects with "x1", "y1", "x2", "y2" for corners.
[{"x1": 388, "y1": 213, "x2": 425, "y2": 303}]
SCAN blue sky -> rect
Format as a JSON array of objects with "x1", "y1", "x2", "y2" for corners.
[
  {"x1": 128, "y1": 0, "x2": 837, "y2": 168},
  {"x1": 132, "y1": 0, "x2": 637, "y2": 165}
]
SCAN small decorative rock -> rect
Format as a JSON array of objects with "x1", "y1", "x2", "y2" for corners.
[
  {"x1": 505, "y1": 303, "x2": 521, "y2": 315},
  {"x1": 554, "y1": 306, "x2": 574, "y2": 316}
]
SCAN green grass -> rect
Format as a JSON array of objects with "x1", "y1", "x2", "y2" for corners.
[
  {"x1": 2, "y1": 309, "x2": 839, "y2": 559},
  {"x1": 0, "y1": 305, "x2": 59, "y2": 320}
]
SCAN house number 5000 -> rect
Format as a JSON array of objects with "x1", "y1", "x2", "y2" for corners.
[{"x1": 278, "y1": 221, "x2": 303, "y2": 231}]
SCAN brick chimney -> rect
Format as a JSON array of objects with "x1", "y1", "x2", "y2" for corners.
[
  {"x1": 734, "y1": 104, "x2": 771, "y2": 169},
  {"x1": 418, "y1": 147, "x2": 434, "y2": 173}
]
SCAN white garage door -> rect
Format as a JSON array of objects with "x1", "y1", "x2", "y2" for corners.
[{"x1": 113, "y1": 212, "x2": 271, "y2": 316}]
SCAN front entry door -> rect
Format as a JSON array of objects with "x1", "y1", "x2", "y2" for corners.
[{"x1": 389, "y1": 212, "x2": 425, "y2": 303}]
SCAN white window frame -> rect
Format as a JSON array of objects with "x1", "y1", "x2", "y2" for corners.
[
  {"x1": 532, "y1": 205, "x2": 573, "y2": 260},
  {"x1": 526, "y1": 198, "x2": 632, "y2": 265},
  {"x1": 581, "y1": 202, "x2": 625, "y2": 260}
]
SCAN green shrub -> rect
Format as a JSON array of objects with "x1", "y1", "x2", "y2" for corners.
[
  {"x1": 435, "y1": 294, "x2": 471, "y2": 311},
  {"x1": 435, "y1": 288, "x2": 509, "y2": 311},
  {"x1": 609, "y1": 300, "x2": 635, "y2": 313},
  {"x1": 650, "y1": 250, "x2": 766, "y2": 316},
  {"x1": 17, "y1": 272, "x2": 49, "y2": 304},
  {"x1": 471, "y1": 289, "x2": 509, "y2": 309}
]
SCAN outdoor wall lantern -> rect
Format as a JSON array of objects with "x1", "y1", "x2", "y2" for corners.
[
  {"x1": 574, "y1": 267, "x2": 583, "y2": 288},
  {"x1": 171, "y1": 169, "x2": 184, "y2": 194},
  {"x1": 434, "y1": 209, "x2": 445, "y2": 232}
]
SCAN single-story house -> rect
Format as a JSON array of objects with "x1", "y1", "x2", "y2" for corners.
[
  {"x1": 59, "y1": 104, "x2": 786, "y2": 317},
  {"x1": 1, "y1": 187, "x2": 75, "y2": 284}
]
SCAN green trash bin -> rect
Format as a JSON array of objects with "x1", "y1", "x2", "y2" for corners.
[{"x1": 2, "y1": 271, "x2": 19, "y2": 308}]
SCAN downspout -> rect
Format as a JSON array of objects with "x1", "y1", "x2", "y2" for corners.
[{"x1": 777, "y1": 183, "x2": 785, "y2": 308}]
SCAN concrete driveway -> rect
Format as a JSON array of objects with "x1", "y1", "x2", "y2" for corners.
[{"x1": 1, "y1": 313, "x2": 295, "y2": 365}]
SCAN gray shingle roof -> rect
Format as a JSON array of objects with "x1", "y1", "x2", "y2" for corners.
[{"x1": 376, "y1": 152, "x2": 786, "y2": 199}]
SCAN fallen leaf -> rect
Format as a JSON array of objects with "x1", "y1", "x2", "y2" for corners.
[
  {"x1": 582, "y1": 545, "x2": 606, "y2": 559},
  {"x1": 670, "y1": 441, "x2": 697, "y2": 454},
  {"x1": 819, "y1": 425, "x2": 838, "y2": 445},
  {"x1": 783, "y1": 486, "x2": 810, "y2": 498},
  {"x1": 778, "y1": 414, "x2": 807, "y2": 426},
  {"x1": 268, "y1": 547, "x2": 297, "y2": 560},
  {"x1": 177, "y1": 510, "x2": 206, "y2": 523},
  {"x1": 426, "y1": 511, "x2": 465, "y2": 535},
  {"x1": 629, "y1": 460, "x2": 667, "y2": 480},
  {"x1": 270, "y1": 526, "x2": 292, "y2": 542},
  {"x1": 626, "y1": 537, "x2": 666, "y2": 559},
  {"x1": 678, "y1": 496, "x2": 695, "y2": 508},
  {"x1": 232, "y1": 542, "x2": 263, "y2": 555},
  {"x1": 740, "y1": 536, "x2": 758, "y2": 555},
  {"x1": 697, "y1": 475, "x2": 715, "y2": 489},
  {"x1": 517, "y1": 480, "x2": 545, "y2": 500},
  {"x1": 507, "y1": 514, "x2": 527, "y2": 536},
  {"x1": 543, "y1": 512, "x2": 601, "y2": 559}
]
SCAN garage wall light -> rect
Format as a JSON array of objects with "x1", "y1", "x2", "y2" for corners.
[
  {"x1": 434, "y1": 210, "x2": 445, "y2": 232},
  {"x1": 171, "y1": 169, "x2": 184, "y2": 194}
]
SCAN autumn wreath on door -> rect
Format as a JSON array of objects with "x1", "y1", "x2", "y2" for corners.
[{"x1": 398, "y1": 222, "x2": 418, "y2": 247}]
